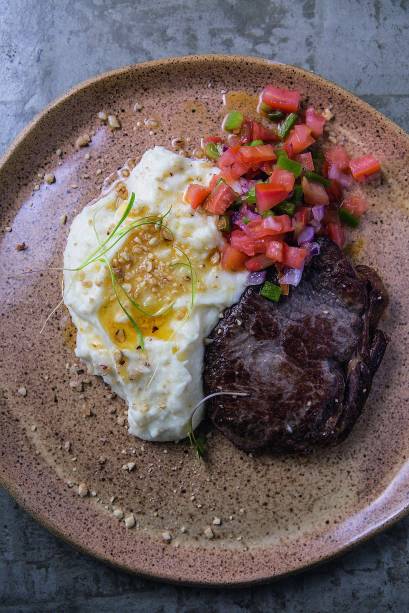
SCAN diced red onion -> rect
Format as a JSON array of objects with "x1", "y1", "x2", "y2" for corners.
[
  {"x1": 227, "y1": 134, "x2": 241, "y2": 147},
  {"x1": 302, "y1": 241, "x2": 321, "y2": 257},
  {"x1": 240, "y1": 204, "x2": 260, "y2": 221},
  {"x1": 247, "y1": 271, "x2": 267, "y2": 285},
  {"x1": 312, "y1": 205, "x2": 325, "y2": 222},
  {"x1": 309, "y1": 241, "x2": 321, "y2": 256},
  {"x1": 238, "y1": 178, "x2": 250, "y2": 194},
  {"x1": 297, "y1": 225, "x2": 315, "y2": 245},
  {"x1": 222, "y1": 144, "x2": 229, "y2": 152},
  {"x1": 231, "y1": 211, "x2": 242, "y2": 226},
  {"x1": 230, "y1": 180, "x2": 242, "y2": 193},
  {"x1": 328, "y1": 164, "x2": 353, "y2": 189},
  {"x1": 280, "y1": 267, "x2": 303, "y2": 286}
]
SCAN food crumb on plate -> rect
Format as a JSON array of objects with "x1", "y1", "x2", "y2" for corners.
[
  {"x1": 124, "y1": 513, "x2": 136, "y2": 529},
  {"x1": 113, "y1": 508, "x2": 124, "y2": 520},
  {"x1": 161, "y1": 530, "x2": 172, "y2": 543},
  {"x1": 44, "y1": 173, "x2": 55, "y2": 184},
  {"x1": 78, "y1": 482, "x2": 89, "y2": 497},
  {"x1": 204, "y1": 526, "x2": 214, "y2": 539}
]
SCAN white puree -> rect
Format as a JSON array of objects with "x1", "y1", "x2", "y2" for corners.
[{"x1": 64, "y1": 147, "x2": 247, "y2": 441}]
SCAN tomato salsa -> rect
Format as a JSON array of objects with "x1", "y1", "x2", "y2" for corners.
[{"x1": 184, "y1": 84, "x2": 381, "y2": 299}]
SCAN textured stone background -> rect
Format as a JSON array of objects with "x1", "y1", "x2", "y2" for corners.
[{"x1": 1, "y1": 1, "x2": 409, "y2": 611}]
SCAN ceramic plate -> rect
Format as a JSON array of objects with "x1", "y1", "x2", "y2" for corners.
[{"x1": 1, "y1": 55, "x2": 409, "y2": 586}]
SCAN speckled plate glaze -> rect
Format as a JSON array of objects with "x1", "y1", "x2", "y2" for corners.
[{"x1": 1, "y1": 55, "x2": 409, "y2": 586}]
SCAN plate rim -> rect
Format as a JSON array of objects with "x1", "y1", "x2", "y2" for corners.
[{"x1": 1, "y1": 53, "x2": 409, "y2": 587}]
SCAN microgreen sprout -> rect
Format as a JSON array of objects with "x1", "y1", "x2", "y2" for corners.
[{"x1": 186, "y1": 391, "x2": 249, "y2": 459}]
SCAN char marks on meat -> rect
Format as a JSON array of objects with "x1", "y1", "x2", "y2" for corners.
[{"x1": 203, "y1": 237, "x2": 388, "y2": 453}]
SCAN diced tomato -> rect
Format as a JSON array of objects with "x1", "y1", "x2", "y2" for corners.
[
  {"x1": 230, "y1": 230, "x2": 271, "y2": 256},
  {"x1": 255, "y1": 183, "x2": 288, "y2": 211},
  {"x1": 240, "y1": 118, "x2": 253, "y2": 144},
  {"x1": 218, "y1": 146, "x2": 249, "y2": 181},
  {"x1": 342, "y1": 191, "x2": 369, "y2": 217},
  {"x1": 296, "y1": 152, "x2": 314, "y2": 171},
  {"x1": 327, "y1": 164, "x2": 353, "y2": 189},
  {"x1": 265, "y1": 239, "x2": 285, "y2": 263},
  {"x1": 323, "y1": 208, "x2": 339, "y2": 225},
  {"x1": 305, "y1": 107, "x2": 326, "y2": 138},
  {"x1": 244, "y1": 215, "x2": 292, "y2": 239},
  {"x1": 293, "y1": 207, "x2": 311, "y2": 237},
  {"x1": 261, "y1": 85, "x2": 300, "y2": 113},
  {"x1": 251, "y1": 120, "x2": 279, "y2": 143},
  {"x1": 349, "y1": 154, "x2": 381, "y2": 180},
  {"x1": 283, "y1": 245, "x2": 308, "y2": 269},
  {"x1": 226, "y1": 133, "x2": 241, "y2": 147},
  {"x1": 209, "y1": 173, "x2": 222, "y2": 190},
  {"x1": 239, "y1": 144, "x2": 277, "y2": 164},
  {"x1": 268, "y1": 168, "x2": 295, "y2": 192},
  {"x1": 301, "y1": 176, "x2": 329, "y2": 205},
  {"x1": 245, "y1": 254, "x2": 274, "y2": 271},
  {"x1": 184, "y1": 184, "x2": 211, "y2": 209},
  {"x1": 325, "y1": 145, "x2": 350, "y2": 171},
  {"x1": 205, "y1": 182, "x2": 237, "y2": 214},
  {"x1": 327, "y1": 222, "x2": 346, "y2": 248},
  {"x1": 294, "y1": 207, "x2": 310, "y2": 227},
  {"x1": 285, "y1": 124, "x2": 315, "y2": 155},
  {"x1": 221, "y1": 245, "x2": 247, "y2": 271},
  {"x1": 203, "y1": 135, "x2": 223, "y2": 144},
  {"x1": 326, "y1": 179, "x2": 343, "y2": 203},
  {"x1": 259, "y1": 161, "x2": 275, "y2": 175}
]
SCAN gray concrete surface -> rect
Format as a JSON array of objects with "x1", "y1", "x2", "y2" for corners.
[{"x1": 1, "y1": 0, "x2": 409, "y2": 611}]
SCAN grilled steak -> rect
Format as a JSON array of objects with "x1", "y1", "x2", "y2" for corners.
[{"x1": 203, "y1": 237, "x2": 388, "y2": 453}]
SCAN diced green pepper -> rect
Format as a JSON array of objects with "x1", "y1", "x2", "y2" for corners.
[
  {"x1": 267, "y1": 110, "x2": 285, "y2": 121},
  {"x1": 275, "y1": 148, "x2": 287, "y2": 160},
  {"x1": 242, "y1": 216, "x2": 250, "y2": 225},
  {"x1": 261, "y1": 210, "x2": 275, "y2": 218},
  {"x1": 222, "y1": 111, "x2": 244, "y2": 132},
  {"x1": 204, "y1": 142, "x2": 220, "y2": 160},
  {"x1": 245, "y1": 186, "x2": 256, "y2": 204},
  {"x1": 304, "y1": 170, "x2": 331, "y2": 187},
  {"x1": 277, "y1": 155, "x2": 302, "y2": 177},
  {"x1": 216, "y1": 215, "x2": 231, "y2": 232},
  {"x1": 278, "y1": 113, "x2": 298, "y2": 139},
  {"x1": 275, "y1": 201, "x2": 296, "y2": 216},
  {"x1": 291, "y1": 184, "x2": 304, "y2": 204},
  {"x1": 249, "y1": 139, "x2": 264, "y2": 146},
  {"x1": 339, "y1": 208, "x2": 359, "y2": 228},
  {"x1": 260, "y1": 281, "x2": 282, "y2": 302},
  {"x1": 311, "y1": 148, "x2": 324, "y2": 173}
]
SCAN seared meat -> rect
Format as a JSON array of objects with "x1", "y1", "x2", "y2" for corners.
[{"x1": 203, "y1": 237, "x2": 388, "y2": 453}]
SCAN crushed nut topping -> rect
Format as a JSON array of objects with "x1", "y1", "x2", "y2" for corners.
[
  {"x1": 162, "y1": 530, "x2": 172, "y2": 543},
  {"x1": 75, "y1": 133, "x2": 91, "y2": 149},
  {"x1": 204, "y1": 526, "x2": 214, "y2": 539},
  {"x1": 44, "y1": 173, "x2": 55, "y2": 184},
  {"x1": 113, "y1": 508, "x2": 124, "y2": 520},
  {"x1": 108, "y1": 114, "x2": 121, "y2": 130},
  {"x1": 78, "y1": 483, "x2": 89, "y2": 497},
  {"x1": 124, "y1": 513, "x2": 136, "y2": 529}
]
